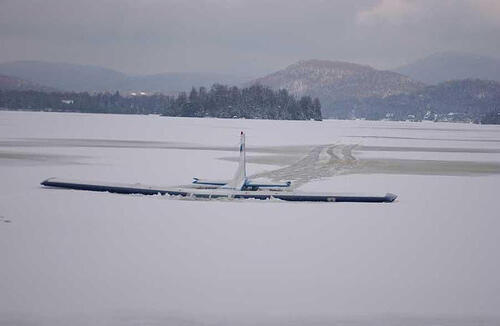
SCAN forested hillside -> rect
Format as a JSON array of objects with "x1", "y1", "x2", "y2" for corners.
[
  {"x1": 0, "y1": 74, "x2": 56, "y2": 92},
  {"x1": 250, "y1": 59, "x2": 424, "y2": 114},
  {"x1": 326, "y1": 79, "x2": 500, "y2": 123}
]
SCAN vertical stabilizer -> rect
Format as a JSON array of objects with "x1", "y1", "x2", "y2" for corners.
[{"x1": 224, "y1": 131, "x2": 247, "y2": 190}]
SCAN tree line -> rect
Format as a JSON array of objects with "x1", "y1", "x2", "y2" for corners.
[{"x1": 0, "y1": 84, "x2": 322, "y2": 121}]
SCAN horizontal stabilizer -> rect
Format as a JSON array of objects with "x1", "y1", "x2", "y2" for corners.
[{"x1": 192, "y1": 178, "x2": 228, "y2": 186}]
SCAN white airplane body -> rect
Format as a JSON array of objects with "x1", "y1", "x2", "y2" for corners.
[
  {"x1": 41, "y1": 132, "x2": 397, "y2": 203},
  {"x1": 192, "y1": 132, "x2": 291, "y2": 191}
]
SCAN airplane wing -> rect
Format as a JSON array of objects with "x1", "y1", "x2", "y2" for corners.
[{"x1": 245, "y1": 180, "x2": 291, "y2": 188}]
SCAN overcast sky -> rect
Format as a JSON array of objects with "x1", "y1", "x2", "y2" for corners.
[{"x1": 1, "y1": 0, "x2": 500, "y2": 75}]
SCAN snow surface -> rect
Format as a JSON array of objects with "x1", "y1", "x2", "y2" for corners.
[{"x1": 1, "y1": 111, "x2": 500, "y2": 325}]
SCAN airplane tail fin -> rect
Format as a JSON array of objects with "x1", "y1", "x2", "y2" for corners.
[
  {"x1": 239, "y1": 131, "x2": 246, "y2": 179},
  {"x1": 224, "y1": 131, "x2": 247, "y2": 190}
]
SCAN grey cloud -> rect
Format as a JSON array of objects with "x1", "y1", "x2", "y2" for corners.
[{"x1": 0, "y1": 0, "x2": 499, "y2": 74}]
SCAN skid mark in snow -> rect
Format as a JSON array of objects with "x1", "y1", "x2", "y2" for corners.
[
  {"x1": 2, "y1": 137, "x2": 500, "y2": 181},
  {"x1": 247, "y1": 144, "x2": 500, "y2": 187},
  {"x1": 249, "y1": 144, "x2": 359, "y2": 188}
]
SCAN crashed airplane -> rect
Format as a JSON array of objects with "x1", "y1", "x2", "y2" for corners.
[{"x1": 41, "y1": 132, "x2": 397, "y2": 203}]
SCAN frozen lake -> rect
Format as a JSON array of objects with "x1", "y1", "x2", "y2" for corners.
[{"x1": 1, "y1": 111, "x2": 500, "y2": 325}]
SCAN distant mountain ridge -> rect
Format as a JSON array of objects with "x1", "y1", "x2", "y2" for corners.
[
  {"x1": 249, "y1": 59, "x2": 425, "y2": 114},
  {"x1": 2, "y1": 57, "x2": 500, "y2": 123},
  {"x1": 0, "y1": 61, "x2": 251, "y2": 93},
  {"x1": 394, "y1": 52, "x2": 500, "y2": 84},
  {"x1": 0, "y1": 74, "x2": 57, "y2": 92},
  {"x1": 0, "y1": 61, "x2": 126, "y2": 92}
]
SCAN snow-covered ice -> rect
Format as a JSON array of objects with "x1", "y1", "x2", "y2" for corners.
[{"x1": 1, "y1": 111, "x2": 500, "y2": 325}]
